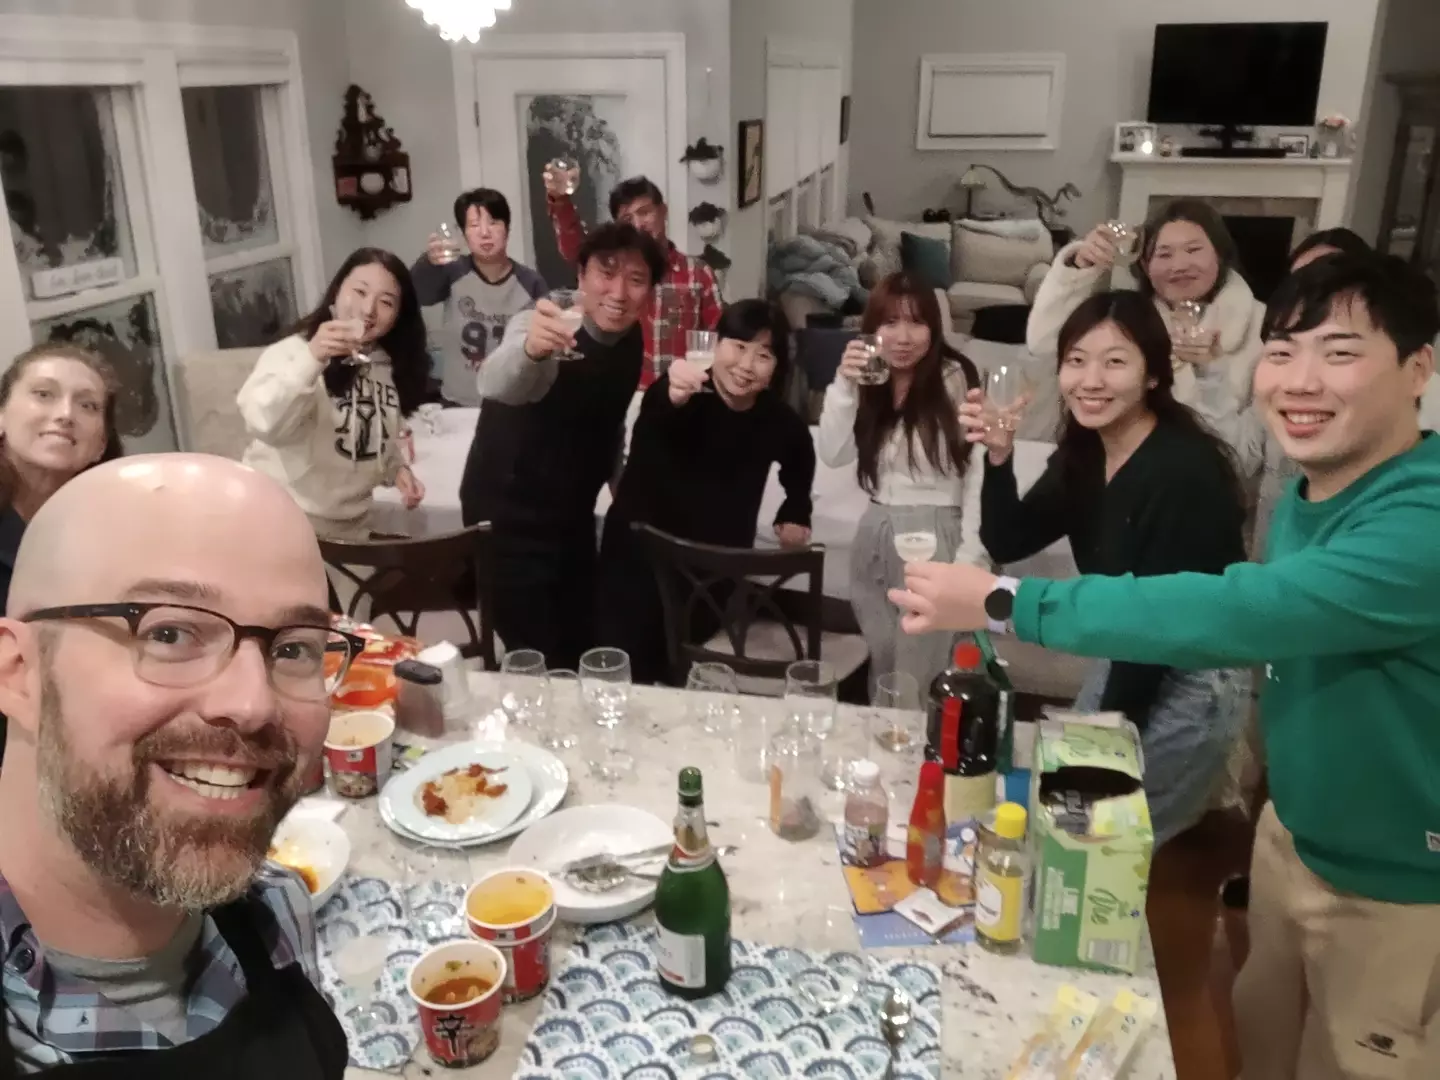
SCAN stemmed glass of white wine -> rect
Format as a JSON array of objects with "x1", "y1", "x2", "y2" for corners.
[{"x1": 892, "y1": 505, "x2": 938, "y2": 566}]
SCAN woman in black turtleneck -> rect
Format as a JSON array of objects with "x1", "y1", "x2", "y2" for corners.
[{"x1": 596, "y1": 300, "x2": 816, "y2": 684}]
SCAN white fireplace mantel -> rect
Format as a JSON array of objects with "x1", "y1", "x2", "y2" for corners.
[{"x1": 1110, "y1": 154, "x2": 1353, "y2": 231}]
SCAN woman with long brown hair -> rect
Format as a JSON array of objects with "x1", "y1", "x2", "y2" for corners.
[
  {"x1": 817, "y1": 271, "x2": 985, "y2": 691},
  {"x1": 967, "y1": 290, "x2": 1249, "y2": 846}
]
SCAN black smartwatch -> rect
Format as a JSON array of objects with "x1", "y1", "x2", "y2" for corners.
[{"x1": 983, "y1": 575, "x2": 1020, "y2": 634}]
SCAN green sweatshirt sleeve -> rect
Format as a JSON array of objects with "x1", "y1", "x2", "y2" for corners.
[{"x1": 1012, "y1": 493, "x2": 1440, "y2": 668}]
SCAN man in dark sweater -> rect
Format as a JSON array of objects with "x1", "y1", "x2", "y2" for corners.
[
  {"x1": 461, "y1": 223, "x2": 666, "y2": 668},
  {"x1": 411, "y1": 188, "x2": 548, "y2": 406}
]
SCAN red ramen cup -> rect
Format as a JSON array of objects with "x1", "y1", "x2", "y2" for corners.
[
  {"x1": 323, "y1": 710, "x2": 395, "y2": 799},
  {"x1": 407, "y1": 940, "x2": 506, "y2": 1068},
  {"x1": 465, "y1": 868, "x2": 557, "y2": 1003}
]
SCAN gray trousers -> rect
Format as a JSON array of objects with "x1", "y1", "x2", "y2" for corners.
[
  {"x1": 1075, "y1": 661, "x2": 1252, "y2": 848},
  {"x1": 849, "y1": 502, "x2": 966, "y2": 695}
]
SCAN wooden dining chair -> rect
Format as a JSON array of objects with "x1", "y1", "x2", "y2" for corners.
[
  {"x1": 635, "y1": 523, "x2": 869, "y2": 701},
  {"x1": 319, "y1": 524, "x2": 498, "y2": 669}
]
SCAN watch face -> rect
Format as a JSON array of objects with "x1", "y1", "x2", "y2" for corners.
[{"x1": 984, "y1": 586, "x2": 1014, "y2": 621}]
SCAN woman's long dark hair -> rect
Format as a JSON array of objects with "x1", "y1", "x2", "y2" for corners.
[
  {"x1": 853, "y1": 273, "x2": 978, "y2": 495},
  {"x1": 290, "y1": 248, "x2": 427, "y2": 416},
  {"x1": 0, "y1": 343, "x2": 123, "y2": 514},
  {"x1": 1051, "y1": 292, "x2": 1244, "y2": 505},
  {"x1": 714, "y1": 299, "x2": 791, "y2": 398},
  {"x1": 1131, "y1": 198, "x2": 1243, "y2": 305}
]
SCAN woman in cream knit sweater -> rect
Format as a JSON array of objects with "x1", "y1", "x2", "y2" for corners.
[{"x1": 1027, "y1": 199, "x2": 1264, "y2": 474}]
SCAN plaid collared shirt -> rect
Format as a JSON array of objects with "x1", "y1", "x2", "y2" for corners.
[
  {"x1": 547, "y1": 195, "x2": 722, "y2": 388},
  {"x1": 1, "y1": 865, "x2": 318, "y2": 1073}
]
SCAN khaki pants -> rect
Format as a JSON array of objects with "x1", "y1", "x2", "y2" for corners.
[{"x1": 1235, "y1": 803, "x2": 1440, "y2": 1079}]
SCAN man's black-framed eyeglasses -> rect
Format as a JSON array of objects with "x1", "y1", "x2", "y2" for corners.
[{"x1": 22, "y1": 602, "x2": 366, "y2": 703}]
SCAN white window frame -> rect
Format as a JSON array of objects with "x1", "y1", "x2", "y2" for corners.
[
  {"x1": 0, "y1": 15, "x2": 323, "y2": 446},
  {"x1": 768, "y1": 191, "x2": 794, "y2": 246}
]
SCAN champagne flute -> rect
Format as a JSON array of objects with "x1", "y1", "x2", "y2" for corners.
[
  {"x1": 891, "y1": 505, "x2": 938, "y2": 566},
  {"x1": 331, "y1": 297, "x2": 371, "y2": 366},
  {"x1": 854, "y1": 333, "x2": 890, "y2": 385},
  {"x1": 686, "y1": 329, "x2": 718, "y2": 393}
]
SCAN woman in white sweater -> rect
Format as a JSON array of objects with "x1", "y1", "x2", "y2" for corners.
[
  {"x1": 238, "y1": 248, "x2": 429, "y2": 540},
  {"x1": 818, "y1": 272, "x2": 987, "y2": 690},
  {"x1": 1028, "y1": 199, "x2": 1264, "y2": 471}
]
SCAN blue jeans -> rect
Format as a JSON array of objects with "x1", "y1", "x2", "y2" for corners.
[{"x1": 1075, "y1": 662, "x2": 1251, "y2": 847}]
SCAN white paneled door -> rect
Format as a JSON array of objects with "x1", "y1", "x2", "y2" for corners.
[{"x1": 471, "y1": 56, "x2": 671, "y2": 288}]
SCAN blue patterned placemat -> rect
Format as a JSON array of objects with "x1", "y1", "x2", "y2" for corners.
[
  {"x1": 515, "y1": 923, "x2": 943, "y2": 1080},
  {"x1": 313, "y1": 874, "x2": 468, "y2": 1072}
]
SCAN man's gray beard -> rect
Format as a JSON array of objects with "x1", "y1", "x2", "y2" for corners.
[{"x1": 35, "y1": 657, "x2": 302, "y2": 910}]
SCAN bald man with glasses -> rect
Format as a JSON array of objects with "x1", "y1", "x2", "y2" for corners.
[{"x1": 0, "y1": 454, "x2": 359, "y2": 1077}]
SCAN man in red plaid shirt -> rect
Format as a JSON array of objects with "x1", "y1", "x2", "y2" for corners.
[{"x1": 543, "y1": 170, "x2": 721, "y2": 389}]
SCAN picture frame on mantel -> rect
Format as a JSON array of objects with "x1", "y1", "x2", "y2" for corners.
[
  {"x1": 1114, "y1": 122, "x2": 1157, "y2": 157},
  {"x1": 738, "y1": 118, "x2": 764, "y2": 209},
  {"x1": 1277, "y1": 133, "x2": 1310, "y2": 158}
]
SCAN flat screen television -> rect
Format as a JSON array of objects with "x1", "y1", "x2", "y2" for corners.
[{"x1": 1147, "y1": 22, "x2": 1328, "y2": 128}]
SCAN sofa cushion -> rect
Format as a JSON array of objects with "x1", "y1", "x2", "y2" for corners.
[
  {"x1": 952, "y1": 221, "x2": 1055, "y2": 289},
  {"x1": 946, "y1": 281, "x2": 1027, "y2": 316},
  {"x1": 900, "y1": 230, "x2": 954, "y2": 291},
  {"x1": 810, "y1": 216, "x2": 873, "y2": 257},
  {"x1": 864, "y1": 215, "x2": 949, "y2": 264}
]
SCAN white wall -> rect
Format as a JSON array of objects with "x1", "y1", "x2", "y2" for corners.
[
  {"x1": 0, "y1": 0, "x2": 362, "y2": 278},
  {"x1": 342, "y1": 0, "x2": 731, "y2": 275},
  {"x1": 730, "y1": 0, "x2": 854, "y2": 299},
  {"x1": 1349, "y1": 0, "x2": 1440, "y2": 244},
  {"x1": 849, "y1": 1, "x2": 1385, "y2": 231}
]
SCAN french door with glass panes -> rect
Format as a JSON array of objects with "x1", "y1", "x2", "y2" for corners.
[{"x1": 0, "y1": 18, "x2": 323, "y2": 453}]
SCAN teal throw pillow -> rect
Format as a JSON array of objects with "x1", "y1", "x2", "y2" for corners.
[{"x1": 900, "y1": 230, "x2": 953, "y2": 291}]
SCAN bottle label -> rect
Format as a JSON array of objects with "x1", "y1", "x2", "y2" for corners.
[
  {"x1": 654, "y1": 925, "x2": 707, "y2": 988},
  {"x1": 843, "y1": 820, "x2": 886, "y2": 867},
  {"x1": 975, "y1": 870, "x2": 1022, "y2": 942}
]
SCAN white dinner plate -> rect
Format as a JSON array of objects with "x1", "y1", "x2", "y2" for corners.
[
  {"x1": 378, "y1": 739, "x2": 569, "y2": 848},
  {"x1": 507, "y1": 805, "x2": 673, "y2": 925},
  {"x1": 267, "y1": 815, "x2": 350, "y2": 910},
  {"x1": 379, "y1": 745, "x2": 533, "y2": 843}
]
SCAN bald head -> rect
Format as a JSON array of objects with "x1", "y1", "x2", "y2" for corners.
[{"x1": 9, "y1": 453, "x2": 327, "y2": 617}]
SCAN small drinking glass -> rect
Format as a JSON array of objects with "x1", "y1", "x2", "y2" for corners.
[
  {"x1": 891, "y1": 506, "x2": 938, "y2": 567},
  {"x1": 734, "y1": 697, "x2": 781, "y2": 783},
  {"x1": 417, "y1": 401, "x2": 443, "y2": 437},
  {"x1": 546, "y1": 156, "x2": 580, "y2": 195},
  {"x1": 401, "y1": 842, "x2": 467, "y2": 944},
  {"x1": 853, "y1": 333, "x2": 890, "y2": 385},
  {"x1": 785, "y1": 660, "x2": 843, "y2": 789},
  {"x1": 500, "y1": 649, "x2": 548, "y2": 733},
  {"x1": 548, "y1": 288, "x2": 586, "y2": 361},
  {"x1": 687, "y1": 661, "x2": 739, "y2": 735},
  {"x1": 686, "y1": 329, "x2": 718, "y2": 393},
  {"x1": 588, "y1": 723, "x2": 637, "y2": 784},
  {"x1": 540, "y1": 668, "x2": 580, "y2": 750},
  {"x1": 789, "y1": 906, "x2": 867, "y2": 1014},
  {"x1": 871, "y1": 671, "x2": 922, "y2": 754},
  {"x1": 330, "y1": 297, "x2": 371, "y2": 366},
  {"x1": 985, "y1": 363, "x2": 1032, "y2": 433},
  {"x1": 652, "y1": 284, "x2": 684, "y2": 377},
  {"x1": 435, "y1": 222, "x2": 468, "y2": 264},
  {"x1": 768, "y1": 723, "x2": 824, "y2": 842},
  {"x1": 333, "y1": 936, "x2": 392, "y2": 1032},
  {"x1": 580, "y1": 647, "x2": 632, "y2": 729},
  {"x1": 1169, "y1": 299, "x2": 1210, "y2": 351},
  {"x1": 1104, "y1": 220, "x2": 1140, "y2": 263}
]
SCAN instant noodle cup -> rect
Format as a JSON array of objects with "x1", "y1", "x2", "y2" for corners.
[
  {"x1": 465, "y1": 868, "x2": 557, "y2": 1002},
  {"x1": 408, "y1": 940, "x2": 506, "y2": 1068},
  {"x1": 323, "y1": 710, "x2": 394, "y2": 799}
]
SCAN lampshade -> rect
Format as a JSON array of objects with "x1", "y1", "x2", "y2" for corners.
[{"x1": 959, "y1": 167, "x2": 987, "y2": 189}]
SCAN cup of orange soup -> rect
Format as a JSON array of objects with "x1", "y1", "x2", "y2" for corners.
[
  {"x1": 465, "y1": 869, "x2": 557, "y2": 1002},
  {"x1": 407, "y1": 940, "x2": 506, "y2": 1068},
  {"x1": 323, "y1": 710, "x2": 395, "y2": 799}
]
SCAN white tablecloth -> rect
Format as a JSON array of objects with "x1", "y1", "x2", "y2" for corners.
[{"x1": 372, "y1": 401, "x2": 1077, "y2": 600}]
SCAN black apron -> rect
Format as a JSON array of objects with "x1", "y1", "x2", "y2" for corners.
[{"x1": 1, "y1": 902, "x2": 348, "y2": 1079}]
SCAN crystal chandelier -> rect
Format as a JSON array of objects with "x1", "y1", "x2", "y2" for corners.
[{"x1": 406, "y1": 0, "x2": 512, "y2": 44}]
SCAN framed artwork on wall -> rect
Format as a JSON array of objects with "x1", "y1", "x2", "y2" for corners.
[
  {"x1": 840, "y1": 95, "x2": 851, "y2": 145},
  {"x1": 738, "y1": 118, "x2": 764, "y2": 209}
]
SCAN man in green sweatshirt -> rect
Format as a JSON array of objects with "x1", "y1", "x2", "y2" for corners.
[{"x1": 891, "y1": 253, "x2": 1439, "y2": 1079}]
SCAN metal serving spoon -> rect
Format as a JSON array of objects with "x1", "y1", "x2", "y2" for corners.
[{"x1": 879, "y1": 986, "x2": 913, "y2": 1080}]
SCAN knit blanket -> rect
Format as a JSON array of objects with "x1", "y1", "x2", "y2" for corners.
[{"x1": 767, "y1": 235, "x2": 866, "y2": 311}]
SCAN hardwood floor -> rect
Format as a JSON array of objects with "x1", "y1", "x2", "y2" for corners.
[{"x1": 1146, "y1": 811, "x2": 1252, "y2": 1080}]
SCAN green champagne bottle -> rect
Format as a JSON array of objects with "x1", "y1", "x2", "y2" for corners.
[{"x1": 654, "y1": 767, "x2": 731, "y2": 998}]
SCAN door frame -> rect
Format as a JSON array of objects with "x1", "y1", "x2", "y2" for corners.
[{"x1": 450, "y1": 32, "x2": 688, "y2": 249}]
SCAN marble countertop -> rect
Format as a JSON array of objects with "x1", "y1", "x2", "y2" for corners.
[{"x1": 343, "y1": 676, "x2": 1176, "y2": 1079}]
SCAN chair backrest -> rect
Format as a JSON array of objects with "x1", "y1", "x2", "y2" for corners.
[
  {"x1": 635, "y1": 523, "x2": 825, "y2": 685},
  {"x1": 172, "y1": 347, "x2": 264, "y2": 459},
  {"x1": 318, "y1": 524, "x2": 498, "y2": 669}
]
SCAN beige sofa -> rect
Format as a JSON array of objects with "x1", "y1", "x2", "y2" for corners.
[{"x1": 172, "y1": 347, "x2": 263, "y2": 459}]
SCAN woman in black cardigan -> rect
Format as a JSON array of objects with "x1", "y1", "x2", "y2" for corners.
[
  {"x1": 596, "y1": 300, "x2": 816, "y2": 684},
  {"x1": 963, "y1": 291, "x2": 1250, "y2": 847}
]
